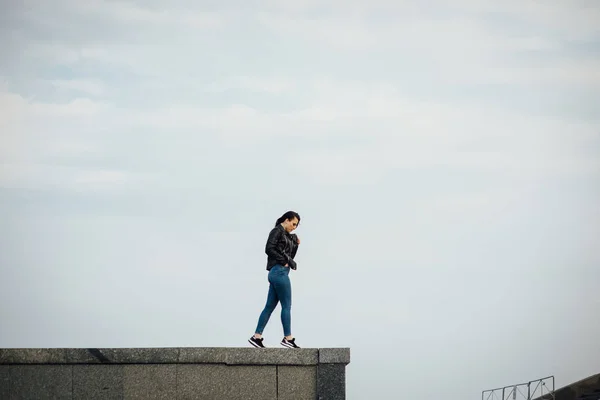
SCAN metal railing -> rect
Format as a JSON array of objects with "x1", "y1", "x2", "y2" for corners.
[{"x1": 482, "y1": 376, "x2": 555, "y2": 400}]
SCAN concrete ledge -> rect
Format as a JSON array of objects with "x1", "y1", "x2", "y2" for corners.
[
  {"x1": 180, "y1": 348, "x2": 320, "y2": 365},
  {"x1": 0, "y1": 347, "x2": 344, "y2": 366},
  {"x1": 0, "y1": 348, "x2": 67, "y2": 364},
  {"x1": 0, "y1": 347, "x2": 350, "y2": 399},
  {"x1": 319, "y1": 348, "x2": 351, "y2": 364}
]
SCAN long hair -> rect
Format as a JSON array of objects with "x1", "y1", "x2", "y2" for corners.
[{"x1": 275, "y1": 211, "x2": 301, "y2": 227}]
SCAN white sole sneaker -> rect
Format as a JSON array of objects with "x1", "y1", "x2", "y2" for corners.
[
  {"x1": 248, "y1": 338, "x2": 265, "y2": 348},
  {"x1": 280, "y1": 339, "x2": 300, "y2": 349}
]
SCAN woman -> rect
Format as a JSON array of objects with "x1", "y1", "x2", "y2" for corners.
[{"x1": 249, "y1": 211, "x2": 302, "y2": 349}]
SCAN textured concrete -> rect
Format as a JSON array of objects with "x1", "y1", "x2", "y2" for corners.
[
  {"x1": 0, "y1": 347, "x2": 351, "y2": 399},
  {"x1": 542, "y1": 373, "x2": 600, "y2": 400},
  {"x1": 123, "y1": 365, "x2": 177, "y2": 399},
  {"x1": 179, "y1": 347, "x2": 319, "y2": 365},
  {"x1": 0, "y1": 366, "x2": 10, "y2": 399},
  {"x1": 318, "y1": 363, "x2": 346, "y2": 400},
  {"x1": 319, "y1": 348, "x2": 351, "y2": 364},
  {"x1": 67, "y1": 348, "x2": 179, "y2": 364},
  {"x1": 178, "y1": 347, "x2": 227, "y2": 364},
  {"x1": 1, "y1": 347, "x2": 346, "y2": 365},
  {"x1": 10, "y1": 365, "x2": 72, "y2": 400},
  {"x1": 0, "y1": 348, "x2": 67, "y2": 364},
  {"x1": 278, "y1": 365, "x2": 317, "y2": 400},
  {"x1": 73, "y1": 364, "x2": 123, "y2": 399},
  {"x1": 226, "y1": 348, "x2": 319, "y2": 365},
  {"x1": 178, "y1": 364, "x2": 277, "y2": 400}
]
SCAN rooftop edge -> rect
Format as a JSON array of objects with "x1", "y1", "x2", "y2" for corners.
[{"x1": 0, "y1": 347, "x2": 350, "y2": 366}]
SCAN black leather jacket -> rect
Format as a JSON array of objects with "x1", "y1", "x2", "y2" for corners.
[{"x1": 265, "y1": 224, "x2": 299, "y2": 270}]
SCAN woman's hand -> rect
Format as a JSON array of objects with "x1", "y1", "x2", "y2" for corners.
[{"x1": 296, "y1": 236, "x2": 301, "y2": 244}]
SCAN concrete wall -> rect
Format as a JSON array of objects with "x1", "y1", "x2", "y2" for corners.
[
  {"x1": 0, "y1": 347, "x2": 350, "y2": 400},
  {"x1": 536, "y1": 373, "x2": 600, "y2": 400}
]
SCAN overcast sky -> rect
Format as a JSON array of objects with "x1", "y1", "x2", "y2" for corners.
[{"x1": 1, "y1": 0, "x2": 599, "y2": 398}]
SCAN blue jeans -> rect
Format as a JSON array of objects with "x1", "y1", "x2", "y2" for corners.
[{"x1": 255, "y1": 264, "x2": 292, "y2": 337}]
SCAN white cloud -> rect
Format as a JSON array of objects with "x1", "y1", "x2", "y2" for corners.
[
  {"x1": 0, "y1": 91, "x2": 122, "y2": 189},
  {"x1": 250, "y1": 9, "x2": 599, "y2": 88},
  {"x1": 0, "y1": 164, "x2": 157, "y2": 193},
  {"x1": 0, "y1": 89, "x2": 108, "y2": 120},
  {"x1": 2, "y1": 77, "x2": 597, "y2": 191},
  {"x1": 260, "y1": 0, "x2": 600, "y2": 41},
  {"x1": 204, "y1": 76, "x2": 296, "y2": 94},
  {"x1": 0, "y1": 90, "x2": 28, "y2": 124},
  {"x1": 23, "y1": 0, "x2": 225, "y2": 29},
  {"x1": 8, "y1": 0, "x2": 595, "y2": 92},
  {"x1": 50, "y1": 79, "x2": 106, "y2": 96},
  {"x1": 21, "y1": 43, "x2": 81, "y2": 65},
  {"x1": 29, "y1": 98, "x2": 107, "y2": 117},
  {"x1": 72, "y1": 169, "x2": 129, "y2": 184},
  {"x1": 482, "y1": 62, "x2": 600, "y2": 86},
  {"x1": 0, "y1": 163, "x2": 125, "y2": 191},
  {"x1": 98, "y1": 2, "x2": 224, "y2": 28}
]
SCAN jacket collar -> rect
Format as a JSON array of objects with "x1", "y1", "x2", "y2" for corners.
[{"x1": 277, "y1": 224, "x2": 290, "y2": 236}]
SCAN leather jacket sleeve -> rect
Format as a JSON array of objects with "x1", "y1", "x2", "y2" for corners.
[
  {"x1": 265, "y1": 227, "x2": 290, "y2": 266},
  {"x1": 289, "y1": 234, "x2": 299, "y2": 259},
  {"x1": 288, "y1": 258, "x2": 297, "y2": 270}
]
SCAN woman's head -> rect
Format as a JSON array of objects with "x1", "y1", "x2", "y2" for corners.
[{"x1": 275, "y1": 211, "x2": 300, "y2": 233}]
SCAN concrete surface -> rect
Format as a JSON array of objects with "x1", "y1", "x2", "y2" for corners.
[{"x1": 0, "y1": 347, "x2": 350, "y2": 399}]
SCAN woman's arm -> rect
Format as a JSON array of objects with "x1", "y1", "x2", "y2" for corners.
[
  {"x1": 289, "y1": 234, "x2": 300, "y2": 259},
  {"x1": 265, "y1": 227, "x2": 290, "y2": 266}
]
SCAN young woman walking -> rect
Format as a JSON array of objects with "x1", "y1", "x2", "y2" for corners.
[{"x1": 249, "y1": 211, "x2": 302, "y2": 349}]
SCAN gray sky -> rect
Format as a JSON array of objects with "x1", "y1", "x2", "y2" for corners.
[{"x1": 1, "y1": 0, "x2": 599, "y2": 398}]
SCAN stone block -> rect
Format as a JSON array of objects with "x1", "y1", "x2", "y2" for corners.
[
  {"x1": 67, "y1": 348, "x2": 179, "y2": 364},
  {"x1": 319, "y1": 348, "x2": 350, "y2": 364},
  {"x1": 278, "y1": 366, "x2": 317, "y2": 400},
  {"x1": 177, "y1": 364, "x2": 277, "y2": 400},
  {"x1": 178, "y1": 347, "x2": 318, "y2": 365},
  {"x1": 73, "y1": 364, "x2": 123, "y2": 399},
  {"x1": 0, "y1": 347, "x2": 351, "y2": 399},
  {"x1": 10, "y1": 365, "x2": 72, "y2": 400},
  {"x1": 225, "y1": 348, "x2": 318, "y2": 365},
  {"x1": 317, "y1": 363, "x2": 346, "y2": 400},
  {"x1": 123, "y1": 364, "x2": 177, "y2": 399},
  {"x1": 0, "y1": 348, "x2": 67, "y2": 364},
  {"x1": 178, "y1": 348, "x2": 227, "y2": 364},
  {"x1": 0, "y1": 366, "x2": 9, "y2": 399}
]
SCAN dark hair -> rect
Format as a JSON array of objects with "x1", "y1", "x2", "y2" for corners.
[{"x1": 275, "y1": 211, "x2": 301, "y2": 227}]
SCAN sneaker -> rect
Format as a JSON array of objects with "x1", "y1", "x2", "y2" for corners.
[
  {"x1": 281, "y1": 337, "x2": 300, "y2": 349},
  {"x1": 248, "y1": 336, "x2": 266, "y2": 348}
]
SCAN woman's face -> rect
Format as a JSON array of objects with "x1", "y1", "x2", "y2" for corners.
[{"x1": 282, "y1": 217, "x2": 299, "y2": 233}]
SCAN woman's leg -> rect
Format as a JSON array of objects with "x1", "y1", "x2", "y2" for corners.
[
  {"x1": 254, "y1": 282, "x2": 279, "y2": 336},
  {"x1": 271, "y1": 268, "x2": 292, "y2": 338}
]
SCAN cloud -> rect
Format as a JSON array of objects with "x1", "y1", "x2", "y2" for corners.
[
  {"x1": 49, "y1": 80, "x2": 106, "y2": 96},
  {"x1": 252, "y1": 11, "x2": 599, "y2": 88},
  {"x1": 2, "y1": 73, "x2": 597, "y2": 193},
  {"x1": 0, "y1": 163, "x2": 137, "y2": 191},
  {"x1": 257, "y1": 0, "x2": 600, "y2": 41},
  {"x1": 204, "y1": 76, "x2": 296, "y2": 94},
  {"x1": 4, "y1": 0, "x2": 597, "y2": 94},
  {"x1": 1, "y1": 0, "x2": 598, "y2": 191},
  {"x1": 460, "y1": 62, "x2": 600, "y2": 86},
  {"x1": 80, "y1": 1, "x2": 224, "y2": 28},
  {"x1": 0, "y1": 90, "x2": 125, "y2": 190}
]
